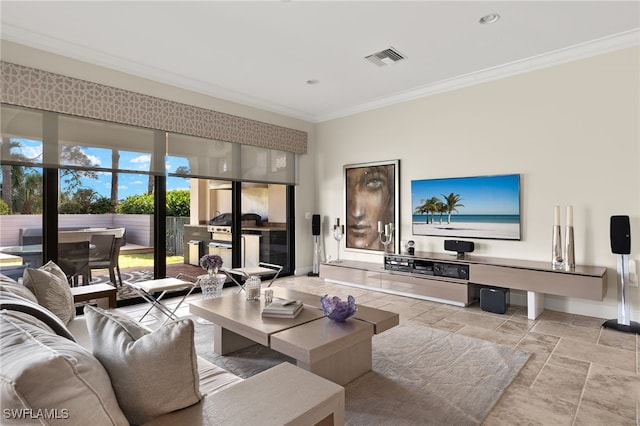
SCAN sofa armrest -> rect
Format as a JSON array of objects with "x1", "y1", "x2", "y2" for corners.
[{"x1": 142, "y1": 362, "x2": 345, "y2": 426}]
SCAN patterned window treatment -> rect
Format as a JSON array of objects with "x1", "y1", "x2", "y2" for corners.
[
  {"x1": 1, "y1": 62, "x2": 302, "y2": 183},
  {"x1": 0, "y1": 61, "x2": 307, "y2": 155}
]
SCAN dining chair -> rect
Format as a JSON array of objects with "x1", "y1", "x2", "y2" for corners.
[
  {"x1": 58, "y1": 241, "x2": 90, "y2": 286},
  {"x1": 89, "y1": 234, "x2": 115, "y2": 263},
  {"x1": 88, "y1": 236, "x2": 123, "y2": 287},
  {"x1": 88, "y1": 234, "x2": 115, "y2": 282}
]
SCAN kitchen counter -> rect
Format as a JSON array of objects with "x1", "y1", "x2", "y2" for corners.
[{"x1": 242, "y1": 227, "x2": 286, "y2": 232}]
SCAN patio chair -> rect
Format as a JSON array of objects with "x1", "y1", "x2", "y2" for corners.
[
  {"x1": 58, "y1": 241, "x2": 90, "y2": 286},
  {"x1": 89, "y1": 234, "x2": 115, "y2": 264},
  {"x1": 89, "y1": 236, "x2": 123, "y2": 287}
]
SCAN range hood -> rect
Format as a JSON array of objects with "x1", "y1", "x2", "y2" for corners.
[{"x1": 208, "y1": 181, "x2": 232, "y2": 190}]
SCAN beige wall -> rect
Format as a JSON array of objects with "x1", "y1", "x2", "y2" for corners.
[{"x1": 315, "y1": 47, "x2": 640, "y2": 320}]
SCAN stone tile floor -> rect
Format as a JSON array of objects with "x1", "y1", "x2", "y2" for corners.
[{"x1": 117, "y1": 275, "x2": 639, "y2": 425}]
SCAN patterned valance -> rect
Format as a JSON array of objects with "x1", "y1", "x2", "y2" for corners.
[{"x1": 0, "y1": 62, "x2": 307, "y2": 154}]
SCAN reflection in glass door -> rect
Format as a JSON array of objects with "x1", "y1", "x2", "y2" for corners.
[{"x1": 240, "y1": 183, "x2": 289, "y2": 272}]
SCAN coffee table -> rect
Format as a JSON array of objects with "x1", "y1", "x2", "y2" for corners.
[
  {"x1": 190, "y1": 288, "x2": 397, "y2": 385},
  {"x1": 190, "y1": 294, "x2": 325, "y2": 353}
]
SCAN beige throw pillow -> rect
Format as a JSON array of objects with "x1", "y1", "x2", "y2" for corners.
[
  {"x1": 84, "y1": 305, "x2": 202, "y2": 425},
  {"x1": 0, "y1": 310, "x2": 128, "y2": 425},
  {"x1": 22, "y1": 261, "x2": 75, "y2": 324}
]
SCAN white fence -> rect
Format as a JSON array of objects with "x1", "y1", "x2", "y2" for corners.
[{"x1": 0, "y1": 214, "x2": 153, "y2": 247}]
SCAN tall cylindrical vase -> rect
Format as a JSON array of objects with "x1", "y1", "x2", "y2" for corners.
[
  {"x1": 552, "y1": 225, "x2": 563, "y2": 270},
  {"x1": 564, "y1": 226, "x2": 575, "y2": 271}
]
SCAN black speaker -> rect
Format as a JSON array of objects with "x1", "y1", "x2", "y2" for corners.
[
  {"x1": 312, "y1": 214, "x2": 321, "y2": 236},
  {"x1": 610, "y1": 215, "x2": 631, "y2": 255},
  {"x1": 480, "y1": 287, "x2": 510, "y2": 314},
  {"x1": 444, "y1": 240, "x2": 475, "y2": 258}
]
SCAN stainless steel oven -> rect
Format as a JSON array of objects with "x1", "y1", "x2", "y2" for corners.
[{"x1": 207, "y1": 226, "x2": 232, "y2": 267}]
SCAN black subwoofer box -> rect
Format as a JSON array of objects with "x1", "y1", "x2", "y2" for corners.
[{"x1": 480, "y1": 287, "x2": 510, "y2": 314}]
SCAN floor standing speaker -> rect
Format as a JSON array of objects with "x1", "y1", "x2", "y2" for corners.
[
  {"x1": 610, "y1": 215, "x2": 631, "y2": 254},
  {"x1": 309, "y1": 214, "x2": 321, "y2": 276},
  {"x1": 603, "y1": 215, "x2": 639, "y2": 334},
  {"x1": 312, "y1": 214, "x2": 321, "y2": 236}
]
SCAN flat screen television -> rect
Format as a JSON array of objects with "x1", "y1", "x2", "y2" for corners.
[{"x1": 411, "y1": 174, "x2": 521, "y2": 240}]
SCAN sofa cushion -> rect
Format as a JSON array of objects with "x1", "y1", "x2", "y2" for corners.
[
  {"x1": 0, "y1": 310, "x2": 128, "y2": 425},
  {"x1": 84, "y1": 305, "x2": 202, "y2": 425},
  {"x1": 0, "y1": 292, "x2": 75, "y2": 341},
  {"x1": 22, "y1": 261, "x2": 75, "y2": 324},
  {"x1": 0, "y1": 273, "x2": 38, "y2": 304}
]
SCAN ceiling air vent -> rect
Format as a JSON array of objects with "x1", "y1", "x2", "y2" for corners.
[{"x1": 365, "y1": 47, "x2": 407, "y2": 67}]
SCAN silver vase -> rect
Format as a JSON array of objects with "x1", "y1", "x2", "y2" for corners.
[
  {"x1": 564, "y1": 226, "x2": 575, "y2": 271},
  {"x1": 552, "y1": 225, "x2": 564, "y2": 270}
]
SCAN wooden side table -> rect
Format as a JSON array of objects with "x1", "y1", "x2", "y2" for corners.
[{"x1": 71, "y1": 283, "x2": 117, "y2": 309}]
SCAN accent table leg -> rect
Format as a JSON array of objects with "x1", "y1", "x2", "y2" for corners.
[
  {"x1": 527, "y1": 291, "x2": 544, "y2": 320},
  {"x1": 213, "y1": 324, "x2": 257, "y2": 355}
]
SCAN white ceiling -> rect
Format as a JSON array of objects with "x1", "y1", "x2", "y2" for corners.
[{"x1": 1, "y1": 1, "x2": 639, "y2": 123}]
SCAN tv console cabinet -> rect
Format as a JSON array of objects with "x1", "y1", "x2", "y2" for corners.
[{"x1": 320, "y1": 251, "x2": 607, "y2": 320}]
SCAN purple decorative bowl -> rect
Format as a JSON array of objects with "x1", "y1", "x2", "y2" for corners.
[{"x1": 320, "y1": 294, "x2": 357, "y2": 322}]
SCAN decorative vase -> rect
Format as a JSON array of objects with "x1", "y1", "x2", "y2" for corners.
[
  {"x1": 552, "y1": 225, "x2": 564, "y2": 270},
  {"x1": 564, "y1": 226, "x2": 575, "y2": 271},
  {"x1": 320, "y1": 294, "x2": 357, "y2": 322},
  {"x1": 200, "y1": 272, "x2": 224, "y2": 299},
  {"x1": 564, "y1": 206, "x2": 575, "y2": 271},
  {"x1": 245, "y1": 276, "x2": 261, "y2": 301},
  {"x1": 551, "y1": 206, "x2": 563, "y2": 270}
]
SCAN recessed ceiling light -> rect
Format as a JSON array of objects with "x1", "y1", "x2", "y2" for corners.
[
  {"x1": 479, "y1": 13, "x2": 500, "y2": 24},
  {"x1": 306, "y1": 79, "x2": 320, "y2": 85}
]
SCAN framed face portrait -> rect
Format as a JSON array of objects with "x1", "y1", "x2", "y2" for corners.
[{"x1": 344, "y1": 160, "x2": 400, "y2": 253}]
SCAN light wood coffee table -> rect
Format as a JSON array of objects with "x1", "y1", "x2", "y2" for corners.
[
  {"x1": 270, "y1": 316, "x2": 373, "y2": 385},
  {"x1": 189, "y1": 290, "x2": 394, "y2": 385}
]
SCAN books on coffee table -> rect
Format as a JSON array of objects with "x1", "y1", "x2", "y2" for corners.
[{"x1": 262, "y1": 300, "x2": 303, "y2": 319}]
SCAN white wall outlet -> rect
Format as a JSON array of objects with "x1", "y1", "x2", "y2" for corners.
[
  {"x1": 304, "y1": 212, "x2": 312, "y2": 220},
  {"x1": 629, "y1": 259, "x2": 638, "y2": 287}
]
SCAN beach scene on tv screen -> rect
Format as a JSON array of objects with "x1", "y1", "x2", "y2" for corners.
[{"x1": 411, "y1": 174, "x2": 521, "y2": 240}]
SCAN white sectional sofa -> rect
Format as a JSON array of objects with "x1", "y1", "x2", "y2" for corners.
[{"x1": 0, "y1": 269, "x2": 345, "y2": 426}]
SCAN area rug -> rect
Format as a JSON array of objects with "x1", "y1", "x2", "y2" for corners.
[
  {"x1": 189, "y1": 318, "x2": 530, "y2": 425},
  {"x1": 90, "y1": 270, "x2": 154, "y2": 301}
]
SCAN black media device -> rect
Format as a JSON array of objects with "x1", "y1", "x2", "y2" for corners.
[
  {"x1": 444, "y1": 240, "x2": 475, "y2": 259},
  {"x1": 433, "y1": 262, "x2": 469, "y2": 280}
]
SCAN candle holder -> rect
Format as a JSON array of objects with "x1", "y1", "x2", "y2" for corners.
[
  {"x1": 378, "y1": 223, "x2": 395, "y2": 254},
  {"x1": 564, "y1": 225, "x2": 575, "y2": 271},
  {"x1": 552, "y1": 225, "x2": 564, "y2": 270},
  {"x1": 332, "y1": 219, "x2": 344, "y2": 263}
]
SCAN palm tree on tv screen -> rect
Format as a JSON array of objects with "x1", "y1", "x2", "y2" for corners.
[
  {"x1": 414, "y1": 201, "x2": 429, "y2": 223},
  {"x1": 436, "y1": 201, "x2": 447, "y2": 223},
  {"x1": 442, "y1": 193, "x2": 464, "y2": 224},
  {"x1": 425, "y1": 196, "x2": 441, "y2": 224}
]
